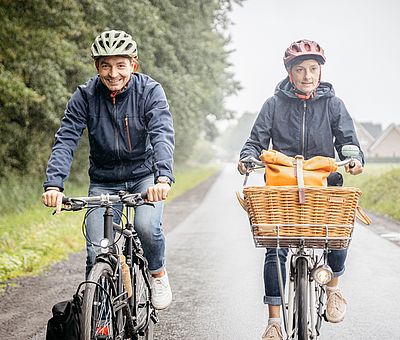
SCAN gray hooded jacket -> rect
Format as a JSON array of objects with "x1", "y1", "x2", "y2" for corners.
[{"x1": 240, "y1": 77, "x2": 364, "y2": 163}]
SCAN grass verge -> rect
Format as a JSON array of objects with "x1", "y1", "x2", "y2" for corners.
[
  {"x1": 342, "y1": 163, "x2": 400, "y2": 221},
  {"x1": 0, "y1": 165, "x2": 219, "y2": 287}
]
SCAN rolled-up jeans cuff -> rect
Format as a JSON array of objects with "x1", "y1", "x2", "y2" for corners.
[
  {"x1": 264, "y1": 295, "x2": 281, "y2": 306},
  {"x1": 332, "y1": 266, "x2": 345, "y2": 278},
  {"x1": 149, "y1": 266, "x2": 165, "y2": 275}
]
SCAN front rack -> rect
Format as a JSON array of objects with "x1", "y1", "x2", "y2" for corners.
[{"x1": 251, "y1": 223, "x2": 354, "y2": 249}]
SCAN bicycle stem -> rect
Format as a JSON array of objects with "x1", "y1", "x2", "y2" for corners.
[{"x1": 104, "y1": 205, "x2": 114, "y2": 245}]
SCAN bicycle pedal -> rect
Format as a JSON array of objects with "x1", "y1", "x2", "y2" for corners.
[
  {"x1": 151, "y1": 311, "x2": 159, "y2": 324},
  {"x1": 322, "y1": 311, "x2": 328, "y2": 322}
]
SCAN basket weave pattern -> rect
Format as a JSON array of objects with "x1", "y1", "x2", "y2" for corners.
[{"x1": 243, "y1": 186, "x2": 362, "y2": 249}]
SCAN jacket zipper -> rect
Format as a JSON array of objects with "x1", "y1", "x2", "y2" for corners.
[
  {"x1": 124, "y1": 115, "x2": 132, "y2": 152},
  {"x1": 112, "y1": 102, "x2": 121, "y2": 160},
  {"x1": 301, "y1": 101, "x2": 307, "y2": 157}
]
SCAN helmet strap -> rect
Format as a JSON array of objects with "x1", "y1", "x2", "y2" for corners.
[{"x1": 133, "y1": 60, "x2": 139, "y2": 73}]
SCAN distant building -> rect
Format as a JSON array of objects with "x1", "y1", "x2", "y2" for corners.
[
  {"x1": 354, "y1": 121, "x2": 379, "y2": 154},
  {"x1": 354, "y1": 121, "x2": 400, "y2": 159},
  {"x1": 368, "y1": 123, "x2": 400, "y2": 158}
]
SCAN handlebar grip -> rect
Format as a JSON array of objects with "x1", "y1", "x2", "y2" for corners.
[
  {"x1": 349, "y1": 161, "x2": 356, "y2": 169},
  {"x1": 141, "y1": 192, "x2": 148, "y2": 200},
  {"x1": 62, "y1": 197, "x2": 70, "y2": 204}
]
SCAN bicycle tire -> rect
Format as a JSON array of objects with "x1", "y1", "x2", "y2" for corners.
[
  {"x1": 81, "y1": 262, "x2": 121, "y2": 340},
  {"x1": 133, "y1": 262, "x2": 153, "y2": 340},
  {"x1": 296, "y1": 257, "x2": 309, "y2": 340}
]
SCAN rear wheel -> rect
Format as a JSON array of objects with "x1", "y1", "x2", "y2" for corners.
[
  {"x1": 133, "y1": 263, "x2": 154, "y2": 340},
  {"x1": 296, "y1": 257, "x2": 309, "y2": 340},
  {"x1": 81, "y1": 262, "x2": 122, "y2": 340}
]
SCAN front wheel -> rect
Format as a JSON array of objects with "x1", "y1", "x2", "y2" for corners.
[
  {"x1": 296, "y1": 257, "x2": 309, "y2": 340},
  {"x1": 81, "y1": 262, "x2": 121, "y2": 340}
]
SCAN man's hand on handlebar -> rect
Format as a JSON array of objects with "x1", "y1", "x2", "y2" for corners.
[
  {"x1": 147, "y1": 182, "x2": 171, "y2": 202},
  {"x1": 345, "y1": 159, "x2": 363, "y2": 175},
  {"x1": 42, "y1": 187, "x2": 65, "y2": 215}
]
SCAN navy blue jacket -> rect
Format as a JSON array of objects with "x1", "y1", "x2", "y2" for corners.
[
  {"x1": 240, "y1": 77, "x2": 364, "y2": 164},
  {"x1": 44, "y1": 73, "x2": 174, "y2": 190}
]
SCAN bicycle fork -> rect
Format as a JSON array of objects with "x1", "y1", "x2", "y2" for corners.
[{"x1": 278, "y1": 251, "x2": 317, "y2": 340}]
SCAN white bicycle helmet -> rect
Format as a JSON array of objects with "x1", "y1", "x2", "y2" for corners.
[{"x1": 91, "y1": 30, "x2": 138, "y2": 59}]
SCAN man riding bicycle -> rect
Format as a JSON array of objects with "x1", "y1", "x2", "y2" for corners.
[
  {"x1": 237, "y1": 39, "x2": 364, "y2": 339},
  {"x1": 42, "y1": 30, "x2": 174, "y2": 310}
]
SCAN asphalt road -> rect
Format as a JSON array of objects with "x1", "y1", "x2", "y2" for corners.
[{"x1": 155, "y1": 164, "x2": 400, "y2": 340}]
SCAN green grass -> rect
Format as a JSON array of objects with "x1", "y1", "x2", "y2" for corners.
[
  {"x1": 342, "y1": 163, "x2": 400, "y2": 220},
  {"x1": 0, "y1": 165, "x2": 219, "y2": 285}
]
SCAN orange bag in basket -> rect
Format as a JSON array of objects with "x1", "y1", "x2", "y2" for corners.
[{"x1": 259, "y1": 150, "x2": 338, "y2": 203}]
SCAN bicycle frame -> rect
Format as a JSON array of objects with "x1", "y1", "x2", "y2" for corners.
[{"x1": 96, "y1": 201, "x2": 156, "y2": 337}]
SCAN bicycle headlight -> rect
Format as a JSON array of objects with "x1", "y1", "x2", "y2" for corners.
[
  {"x1": 100, "y1": 238, "x2": 110, "y2": 253},
  {"x1": 311, "y1": 264, "x2": 333, "y2": 285}
]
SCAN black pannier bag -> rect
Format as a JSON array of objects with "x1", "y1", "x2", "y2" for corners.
[{"x1": 45, "y1": 291, "x2": 82, "y2": 340}]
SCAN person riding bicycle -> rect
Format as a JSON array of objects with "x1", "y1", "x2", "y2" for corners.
[
  {"x1": 237, "y1": 39, "x2": 364, "y2": 339},
  {"x1": 42, "y1": 30, "x2": 174, "y2": 310}
]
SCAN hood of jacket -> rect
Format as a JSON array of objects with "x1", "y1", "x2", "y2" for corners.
[{"x1": 274, "y1": 76, "x2": 335, "y2": 100}]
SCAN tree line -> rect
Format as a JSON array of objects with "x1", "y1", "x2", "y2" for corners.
[{"x1": 0, "y1": 0, "x2": 242, "y2": 180}]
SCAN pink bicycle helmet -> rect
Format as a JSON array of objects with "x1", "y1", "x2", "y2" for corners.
[{"x1": 283, "y1": 39, "x2": 326, "y2": 70}]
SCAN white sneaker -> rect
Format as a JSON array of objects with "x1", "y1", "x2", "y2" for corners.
[
  {"x1": 326, "y1": 289, "x2": 347, "y2": 323},
  {"x1": 262, "y1": 323, "x2": 283, "y2": 340},
  {"x1": 151, "y1": 271, "x2": 172, "y2": 310}
]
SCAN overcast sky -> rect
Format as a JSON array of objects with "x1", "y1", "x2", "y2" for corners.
[{"x1": 226, "y1": 0, "x2": 400, "y2": 129}]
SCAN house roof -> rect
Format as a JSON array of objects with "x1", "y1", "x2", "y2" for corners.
[
  {"x1": 358, "y1": 122, "x2": 382, "y2": 139},
  {"x1": 354, "y1": 121, "x2": 376, "y2": 147},
  {"x1": 369, "y1": 123, "x2": 400, "y2": 152}
]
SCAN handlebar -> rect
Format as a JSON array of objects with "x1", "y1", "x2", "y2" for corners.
[
  {"x1": 61, "y1": 191, "x2": 148, "y2": 212},
  {"x1": 240, "y1": 146, "x2": 360, "y2": 185},
  {"x1": 240, "y1": 150, "x2": 359, "y2": 172}
]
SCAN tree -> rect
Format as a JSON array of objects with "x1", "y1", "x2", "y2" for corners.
[{"x1": 0, "y1": 0, "x2": 243, "y2": 176}]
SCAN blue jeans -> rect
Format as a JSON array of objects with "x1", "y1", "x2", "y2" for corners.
[
  {"x1": 263, "y1": 248, "x2": 347, "y2": 305},
  {"x1": 85, "y1": 175, "x2": 165, "y2": 278}
]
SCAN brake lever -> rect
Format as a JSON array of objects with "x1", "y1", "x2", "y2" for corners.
[
  {"x1": 243, "y1": 172, "x2": 250, "y2": 186},
  {"x1": 242, "y1": 162, "x2": 255, "y2": 186},
  {"x1": 52, "y1": 202, "x2": 85, "y2": 214}
]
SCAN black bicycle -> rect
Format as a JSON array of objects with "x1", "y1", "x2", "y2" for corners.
[{"x1": 61, "y1": 191, "x2": 157, "y2": 340}]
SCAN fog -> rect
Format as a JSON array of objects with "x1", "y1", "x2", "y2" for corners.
[{"x1": 226, "y1": 0, "x2": 400, "y2": 129}]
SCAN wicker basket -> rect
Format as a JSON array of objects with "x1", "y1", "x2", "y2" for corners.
[{"x1": 243, "y1": 186, "x2": 362, "y2": 249}]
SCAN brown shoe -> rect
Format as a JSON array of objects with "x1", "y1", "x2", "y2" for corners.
[
  {"x1": 262, "y1": 323, "x2": 283, "y2": 340},
  {"x1": 326, "y1": 290, "x2": 347, "y2": 323}
]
